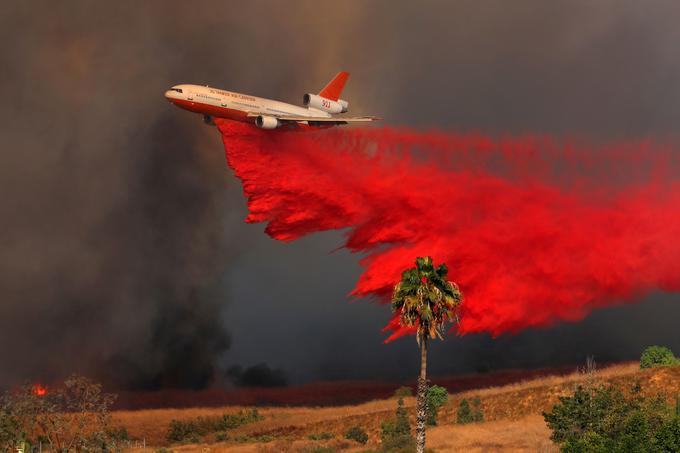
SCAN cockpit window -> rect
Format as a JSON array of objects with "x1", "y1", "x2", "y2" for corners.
[{"x1": 170, "y1": 88, "x2": 183, "y2": 93}]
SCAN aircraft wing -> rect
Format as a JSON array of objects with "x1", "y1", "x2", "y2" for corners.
[{"x1": 247, "y1": 113, "x2": 381, "y2": 123}]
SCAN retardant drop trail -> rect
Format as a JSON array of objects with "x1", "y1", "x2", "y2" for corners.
[{"x1": 217, "y1": 120, "x2": 680, "y2": 341}]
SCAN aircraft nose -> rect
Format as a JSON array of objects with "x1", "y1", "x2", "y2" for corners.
[{"x1": 164, "y1": 90, "x2": 174, "y2": 99}]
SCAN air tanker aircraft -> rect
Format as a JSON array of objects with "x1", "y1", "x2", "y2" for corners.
[{"x1": 164, "y1": 71, "x2": 380, "y2": 129}]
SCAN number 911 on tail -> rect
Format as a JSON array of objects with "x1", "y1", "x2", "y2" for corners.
[{"x1": 164, "y1": 71, "x2": 381, "y2": 130}]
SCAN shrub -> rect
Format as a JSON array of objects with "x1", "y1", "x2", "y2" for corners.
[
  {"x1": 345, "y1": 426, "x2": 368, "y2": 444},
  {"x1": 106, "y1": 426, "x2": 130, "y2": 441},
  {"x1": 0, "y1": 410, "x2": 19, "y2": 448},
  {"x1": 457, "y1": 399, "x2": 473, "y2": 424},
  {"x1": 305, "y1": 448, "x2": 336, "y2": 453},
  {"x1": 543, "y1": 383, "x2": 680, "y2": 451},
  {"x1": 308, "y1": 431, "x2": 333, "y2": 440},
  {"x1": 233, "y1": 434, "x2": 274, "y2": 443},
  {"x1": 394, "y1": 386, "x2": 413, "y2": 398},
  {"x1": 359, "y1": 446, "x2": 435, "y2": 453},
  {"x1": 640, "y1": 345, "x2": 678, "y2": 369},
  {"x1": 221, "y1": 408, "x2": 263, "y2": 428},
  {"x1": 426, "y1": 385, "x2": 448, "y2": 425},
  {"x1": 561, "y1": 430, "x2": 612, "y2": 453},
  {"x1": 167, "y1": 419, "x2": 201, "y2": 442},
  {"x1": 619, "y1": 411, "x2": 652, "y2": 452},
  {"x1": 471, "y1": 396, "x2": 484, "y2": 422},
  {"x1": 0, "y1": 375, "x2": 118, "y2": 453},
  {"x1": 653, "y1": 415, "x2": 680, "y2": 451},
  {"x1": 252, "y1": 434, "x2": 274, "y2": 442},
  {"x1": 381, "y1": 397, "x2": 415, "y2": 451},
  {"x1": 369, "y1": 397, "x2": 439, "y2": 453},
  {"x1": 395, "y1": 398, "x2": 411, "y2": 433},
  {"x1": 167, "y1": 409, "x2": 263, "y2": 442},
  {"x1": 455, "y1": 397, "x2": 483, "y2": 425},
  {"x1": 367, "y1": 447, "x2": 436, "y2": 453},
  {"x1": 544, "y1": 385, "x2": 618, "y2": 444}
]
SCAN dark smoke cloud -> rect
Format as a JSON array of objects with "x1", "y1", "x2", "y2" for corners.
[
  {"x1": 0, "y1": 2, "x2": 240, "y2": 389},
  {"x1": 226, "y1": 364, "x2": 288, "y2": 388},
  {"x1": 1, "y1": 0, "x2": 680, "y2": 389}
]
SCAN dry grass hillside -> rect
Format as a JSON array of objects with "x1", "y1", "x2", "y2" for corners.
[{"x1": 115, "y1": 362, "x2": 680, "y2": 452}]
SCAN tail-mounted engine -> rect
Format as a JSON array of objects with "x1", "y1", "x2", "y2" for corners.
[{"x1": 303, "y1": 94, "x2": 349, "y2": 114}]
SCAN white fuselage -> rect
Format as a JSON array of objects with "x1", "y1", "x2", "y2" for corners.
[{"x1": 164, "y1": 84, "x2": 330, "y2": 124}]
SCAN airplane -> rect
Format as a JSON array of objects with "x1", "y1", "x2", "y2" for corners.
[{"x1": 164, "y1": 71, "x2": 381, "y2": 129}]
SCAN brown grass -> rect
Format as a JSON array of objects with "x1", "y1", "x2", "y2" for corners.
[
  {"x1": 114, "y1": 362, "x2": 680, "y2": 452},
  {"x1": 125, "y1": 417, "x2": 553, "y2": 453},
  {"x1": 113, "y1": 365, "x2": 581, "y2": 410}
]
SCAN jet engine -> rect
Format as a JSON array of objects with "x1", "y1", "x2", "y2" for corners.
[
  {"x1": 255, "y1": 115, "x2": 280, "y2": 129},
  {"x1": 303, "y1": 94, "x2": 349, "y2": 113}
]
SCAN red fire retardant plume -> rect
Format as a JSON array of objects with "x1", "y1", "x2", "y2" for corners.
[{"x1": 216, "y1": 120, "x2": 680, "y2": 342}]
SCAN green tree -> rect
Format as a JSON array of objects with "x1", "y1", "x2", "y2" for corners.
[
  {"x1": 0, "y1": 409, "x2": 21, "y2": 453},
  {"x1": 425, "y1": 386, "x2": 448, "y2": 426},
  {"x1": 380, "y1": 397, "x2": 415, "y2": 452},
  {"x1": 543, "y1": 385, "x2": 620, "y2": 444},
  {"x1": 544, "y1": 384, "x2": 680, "y2": 452},
  {"x1": 471, "y1": 397, "x2": 484, "y2": 422},
  {"x1": 561, "y1": 430, "x2": 612, "y2": 453},
  {"x1": 456, "y1": 399, "x2": 473, "y2": 425},
  {"x1": 640, "y1": 345, "x2": 678, "y2": 369},
  {"x1": 1, "y1": 375, "x2": 119, "y2": 453},
  {"x1": 394, "y1": 386, "x2": 413, "y2": 398},
  {"x1": 653, "y1": 415, "x2": 680, "y2": 451},
  {"x1": 620, "y1": 411, "x2": 653, "y2": 453},
  {"x1": 390, "y1": 256, "x2": 463, "y2": 453}
]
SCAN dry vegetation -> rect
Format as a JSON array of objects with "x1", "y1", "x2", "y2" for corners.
[
  {"x1": 113, "y1": 367, "x2": 579, "y2": 410},
  {"x1": 114, "y1": 362, "x2": 680, "y2": 452}
]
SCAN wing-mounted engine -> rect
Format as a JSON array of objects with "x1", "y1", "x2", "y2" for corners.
[
  {"x1": 303, "y1": 94, "x2": 349, "y2": 114},
  {"x1": 255, "y1": 115, "x2": 280, "y2": 129}
]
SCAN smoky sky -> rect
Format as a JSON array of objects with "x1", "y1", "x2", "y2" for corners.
[{"x1": 1, "y1": 0, "x2": 680, "y2": 389}]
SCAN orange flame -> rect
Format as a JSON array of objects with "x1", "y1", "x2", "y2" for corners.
[{"x1": 32, "y1": 384, "x2": 47, "y2": 396}]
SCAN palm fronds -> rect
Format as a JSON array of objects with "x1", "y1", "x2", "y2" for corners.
[{"x1": 391, "y1": 256, "x2": 463, "y2": 342}]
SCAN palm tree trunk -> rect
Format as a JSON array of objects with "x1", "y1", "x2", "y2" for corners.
[{"x1": 416, "y1": 336, "x2": 428, "y2": 453}]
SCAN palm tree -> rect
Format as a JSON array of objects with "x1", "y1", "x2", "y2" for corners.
[{"x1": 391, "y1": 256, "x2": 463, "y2": 453}]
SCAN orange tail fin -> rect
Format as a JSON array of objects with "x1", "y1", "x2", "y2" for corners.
[{"x1": 318, "y1": 71, "x2": 349, "y2": 101}]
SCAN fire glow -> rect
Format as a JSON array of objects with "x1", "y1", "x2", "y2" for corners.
[
  {"x1": 32, "y1": 384, "x2": 47, "y2": 396},
  {"x1": 217, "y1": 120, "x2": 680, "y2": 341}
]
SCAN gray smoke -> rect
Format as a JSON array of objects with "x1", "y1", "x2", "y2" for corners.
[
  {"x1": 0, "y1": 2, "x2": 240, "y2": 389},
  {"x1": 226, "y1": 364, "x2": 288, "y2": 388},
  {"x1": 1, "y1": 0, "x2": 680, "y2": 389}
]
